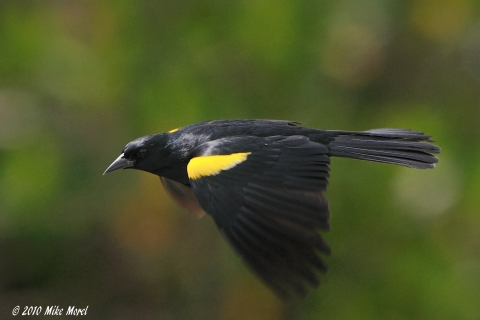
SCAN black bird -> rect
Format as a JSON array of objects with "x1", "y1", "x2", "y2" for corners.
[{"x1": 104, "y1": 119, "x2": 440, "y2": 300}]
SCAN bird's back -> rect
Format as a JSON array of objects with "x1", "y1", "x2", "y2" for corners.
[{"x1": 174, "y1": 119, "x2": 334, "y2": 144}]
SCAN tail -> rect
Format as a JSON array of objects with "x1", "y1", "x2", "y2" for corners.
[{"x1": 327, "y1": 129, "x2": 440, "y2": 169}]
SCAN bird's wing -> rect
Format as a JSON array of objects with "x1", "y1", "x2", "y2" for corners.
[
  {"x1": 187, "y1": 135, "x2": 331, "y2": 299},
  {"x1": 161, "y1": 177, "x2": 205, "y2": 218}
]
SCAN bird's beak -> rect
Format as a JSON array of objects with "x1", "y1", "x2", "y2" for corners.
[{"x1": 103, "y1": 153, "x2": 135, "y2": 175}]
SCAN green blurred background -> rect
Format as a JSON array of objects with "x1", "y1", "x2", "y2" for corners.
[{"x1": 0, "y1": 0, "x2": 479, "y2": 319}]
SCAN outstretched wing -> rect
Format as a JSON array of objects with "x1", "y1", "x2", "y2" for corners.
[{"x1": 187, "y1": 135, "x2": 332, "y2": 299}]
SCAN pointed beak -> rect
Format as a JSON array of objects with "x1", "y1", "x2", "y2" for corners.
[{"x1": 103, "y1": 153, "x2": 135, "y2": 175}]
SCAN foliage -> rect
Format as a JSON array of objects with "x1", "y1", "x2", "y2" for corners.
[{"x1": 0, "y1": 0, "x2": 479, "y2": 319}]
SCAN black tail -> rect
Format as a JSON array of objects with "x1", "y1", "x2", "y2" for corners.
[{"x1": 327, "y1": 129, "x2": 440, "y2": 169}]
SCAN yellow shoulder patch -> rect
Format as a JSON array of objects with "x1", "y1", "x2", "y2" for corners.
[
  {"x1": 187, "y1": 152, "x2": 251, "y2": 180},
  {"x1": 169, "y1": 128, "x2": 179, "y2": 133}
]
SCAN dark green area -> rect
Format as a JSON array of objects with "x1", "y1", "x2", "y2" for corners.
[{"x1": 0, "y1": 0, "x2": 478, "y2": 319}]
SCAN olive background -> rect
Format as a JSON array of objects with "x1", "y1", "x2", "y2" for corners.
[{"x1": 0, "y1": 0, "x2": 479, "y2": 319}]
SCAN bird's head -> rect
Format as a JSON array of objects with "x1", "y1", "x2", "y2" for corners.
[{"x1": 103, "y1": 133, "x2": 170, "y2": 175}]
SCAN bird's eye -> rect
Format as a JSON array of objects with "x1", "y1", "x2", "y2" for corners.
[{"x1": 137, "y1": 148, "x2": 147, "y2": 157}]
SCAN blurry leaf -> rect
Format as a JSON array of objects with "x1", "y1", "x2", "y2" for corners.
[
  {"x1": 0, "y1": 137, "x2": 62, "y2": 215},
  {"x1": 320, "y1": 0, "x2": 390, "y2": 87},
  {"x1": 234, "y1": 0, "x2": 298, "y2": 66},
  {"x1": 392, "y1": 155, "x2": 461, "y2": 220},
  {"x1": 221, "y1": 275, "x2": 283, "y2": 320},
  {"x1": 0, "y1": 89, "x2": 42, "y2": 147},
  {"x1": 109, "y1": 174, "x2": 178, "y2": 255},
  {"x1": 0, "y1": 5, "x2": 50, "y2": 81},
  {"x1": 35, "y1": 38, "x2": 112, "y2": 107},
  {"x1": 410, "y1": 0, "x2": 474, "y2": 42}
]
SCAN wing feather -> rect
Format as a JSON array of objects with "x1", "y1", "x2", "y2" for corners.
[
  {"x1": 160, "y1": 177, "x2": 205, "y2": 218},
  {"x1": 188, "y1": 135, "x2": 332, "y2": 299}
]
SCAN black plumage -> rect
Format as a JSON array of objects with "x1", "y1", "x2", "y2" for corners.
[{"x1": 104, "y1": 119, "x2": 440, "y2": 300}]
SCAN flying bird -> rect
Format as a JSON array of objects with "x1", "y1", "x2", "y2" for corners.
[{"x1": 104, "y1": 119, "x2": 440, "y2": 300}]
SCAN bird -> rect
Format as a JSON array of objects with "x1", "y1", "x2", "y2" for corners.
[{"x1": 104, "y1": 119, "x2": 440, "y2": 300}]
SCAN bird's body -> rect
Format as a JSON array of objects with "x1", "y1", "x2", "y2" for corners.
[
  {"x1": 130, "y1": 120, "x2": 332, "y2": 184},
  {"x1": 105, "y1": 119, "x2": 440, "y2": 299}
]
